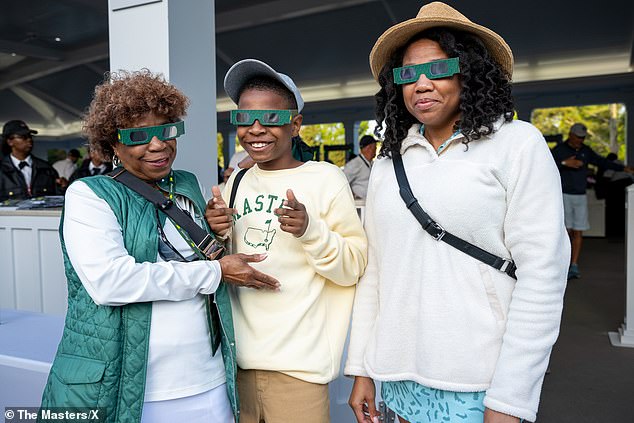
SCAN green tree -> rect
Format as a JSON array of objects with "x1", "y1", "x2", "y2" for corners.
[
  {"x1": 300, "y1": 123, "x2": 346, "y2": 166},
  {"x1": 357, "y1": 121, "x2": 371, "y2": 138},
  {"x1": 217, "y1": 133, "x2": 224, "y2": 168},
  {"x1": 531, "y1": 104, "x2": 626, "y2": 160}
]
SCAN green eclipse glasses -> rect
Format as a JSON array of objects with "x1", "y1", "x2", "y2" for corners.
[
  {"x1": 117, "y1": 121, "x2": 185, "y2": 146},
  {"x1": 393, "y1": 57, "x2": 460, "y2": 85},
  {"x1": 230, "y1": 109, "x2": 298, "y2": 127}
]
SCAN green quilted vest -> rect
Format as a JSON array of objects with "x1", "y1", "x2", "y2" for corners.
[{"x1": 40, "y1": 170, "x2": 239, "y2": 423}]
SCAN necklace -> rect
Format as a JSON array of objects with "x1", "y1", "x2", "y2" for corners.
[{"x1": 157, "y1": 171, "x2": 207, "y2": 260}]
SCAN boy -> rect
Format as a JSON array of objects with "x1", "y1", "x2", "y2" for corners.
[{"x1": 206, "y1": 59, "x2": 367, "y2": 423}]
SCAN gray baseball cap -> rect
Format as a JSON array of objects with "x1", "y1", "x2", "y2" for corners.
[
  {"x1": 570, "y1": 123, "x2": 588, "y2": 137},
  {"x1": 224, "y1": 59, "x2": 304, "y2": 112}
]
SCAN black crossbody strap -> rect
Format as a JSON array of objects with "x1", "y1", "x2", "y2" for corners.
[
  {"x1": 109, "y1": 168, "x2": 223, "y2": 259},
  {"x1": 228, "y1": 168, "x2": 247, "y2": 209},
  {"x1": 392, "y1": 152, "x2": 517, "y2": 279}
]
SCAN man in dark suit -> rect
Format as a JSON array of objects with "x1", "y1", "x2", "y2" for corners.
[
  {"x1": 0, "y1": 120, "x2": 59, "y2": 201},
  {"x1": 69, "y1": 147, "x2": 113, "y2": 183}
]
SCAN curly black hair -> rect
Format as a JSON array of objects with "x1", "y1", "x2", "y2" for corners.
[{"x1": 375, "y1": 28, "x2": 514, "y2": 158}]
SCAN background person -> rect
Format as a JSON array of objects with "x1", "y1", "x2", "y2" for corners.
[
  {"x1": 551, "y1": 122, "x2": 633, "y2": 279},
  {"x1": 206, "y1": 59, "x2": 367, "y2": 423},
  {"x1": 68, "y1": 146, "x2": 113, "y2": 182},
  {"x1": 39, "y1": 70, "x2": 280, "y2": 423},
  {"x1": 53, "y1": 148, "x2": 81, "y2": 180},
  {"x1": 344, "y1": 3, "x2": 569, "y2": 423},
  {"x1": 343, "y1": 135, "x2": 377, "y2": 200},
  {"x1": 0, "y1": 119, "x2": 58, "y2": 201}
]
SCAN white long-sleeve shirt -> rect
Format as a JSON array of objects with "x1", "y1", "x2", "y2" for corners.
[
  {"x1": 345, "y1": 120, "x2": 569, "y2": 422},
  {"x1": 64, "y1": 181, "x2": 225, "y2": 402},
  {"x1": 343, "y1": 154, "x2": 372, "y2": 200},
  {"x1": 53, "y1": 157, "x2": 77, "y2": 180}
]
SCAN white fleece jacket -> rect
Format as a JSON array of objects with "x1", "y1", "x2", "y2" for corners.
[{"x1": 344, "y1": 120, "x2": 569, "y2": 422}]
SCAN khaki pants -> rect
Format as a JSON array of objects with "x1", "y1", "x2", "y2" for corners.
[{"x1": 237, "y1": 368, "x2": 330, "y2": 423}]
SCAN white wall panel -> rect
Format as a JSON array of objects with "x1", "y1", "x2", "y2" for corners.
[
  {"x1": 39, "y1": 229, "x2": 67, "y2": 315},
  {"x1": 0, "y1": 211, "x2": 66, "y2": 315},
  {"x1": 13, "y1": 228, "x2": 41, "y2": 312},
  {"x1": 0, "y1": 227, "x2": 16, "y2": 310}
]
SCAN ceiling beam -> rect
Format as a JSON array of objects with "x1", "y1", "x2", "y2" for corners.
[
  {"x1": 0, "y1": 41, "x2": 109, "y2": 91},
  {"x1": 84, "y1": 62, "x2": 108, "y2": 76},
  {"x1": 10, "y1": 86, "x2": 67, "y2": 129},
  {"x1": 630, "y1": 28, "x2": 634, "y2": 67},
  {"x1": 62, "y1": 0, "x2": 108, "y2": 13},
  {"x1": 379, "y1": 0, "x2": 397, "y2": 24},
  {"x1": 216, "y1": 0, "x2": 379, "y2": 33},
  {"x1": 18, "y1": 83, "x2": 85, "y2": 118},
  {"x1": 0, "y1": 39, "x2": 64, "y2": 61},
  {"x1": 216, "y1": 48, "x2": 235, "y2": 68}
]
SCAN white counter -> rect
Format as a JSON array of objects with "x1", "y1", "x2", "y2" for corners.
[{"x1": 0, "y1": 208, "x2": 67, "y2": 315}]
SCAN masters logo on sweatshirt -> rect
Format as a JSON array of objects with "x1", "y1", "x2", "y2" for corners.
[{"x1": 234, "y1": 193, "x2": 285, "y2": 251}]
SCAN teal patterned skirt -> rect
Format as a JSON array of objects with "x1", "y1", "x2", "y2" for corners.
[{"x1": 381, "y1": 381, "x2": 485, "y2": 423}]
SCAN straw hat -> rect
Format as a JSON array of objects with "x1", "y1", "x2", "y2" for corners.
[{"x1": 369, "y1": 2, "x2": 514, "y2": 80}]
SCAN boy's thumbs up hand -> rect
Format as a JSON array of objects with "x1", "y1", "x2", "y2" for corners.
[
  {"x1": 211, "y1": 185, "x2": 227, "y2": 208},
  {"x1": 205, "y1": 185, "x2": 236, "y2": 238},
  {"x1": 275, "y1": 189, "x2": 309, "y2": 237}
]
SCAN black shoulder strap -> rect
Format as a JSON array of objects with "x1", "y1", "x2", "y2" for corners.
[
  {"x1": 109, "y1": 168, "x2": 224, "y2": 259},
  {"x1": 229, "y1": 168, "x2": 247, "y2": 209},
  {"x1": 392, "y1": 152, "x2": 517, "y2": 279}
]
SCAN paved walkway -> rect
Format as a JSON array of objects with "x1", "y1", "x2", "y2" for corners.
[{"x1": 537, "y1": 237, "x2": 634, "y2": 422}]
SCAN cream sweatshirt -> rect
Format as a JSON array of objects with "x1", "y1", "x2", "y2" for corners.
[
  {"x1": 345, "y1": 120, "x2": 569, "y2": 422},
  {"x1": 222, "y1": 161, "x2": 368, "y2": 384}
]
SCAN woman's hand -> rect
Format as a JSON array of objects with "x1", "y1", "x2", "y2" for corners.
[
  {"x1": 219, "y1": 253, "x2": 280, "y2": 291},
  {"x1": 349, "y1": 376, "x2": 380, "y2": 423},
  {"x1": 275, "y1": 189, "x2": 309, "y2": 237},
  {"x1": 205, "y1": 186, "x2": 236, "y2": 238},
  {"x1": 484, "y1": 408, "x2": 520, "y2": 423}
]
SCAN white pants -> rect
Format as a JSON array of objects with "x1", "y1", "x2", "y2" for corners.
[{"x1": 141, "y1": 384, "x2": 234, "y2": 423}]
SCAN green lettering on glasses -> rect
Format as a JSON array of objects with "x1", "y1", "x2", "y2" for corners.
[
  {"x1": 230, "y1": 109, "x2": 298, "y2": 126},
  {"x1": 117, "y1": 121, "x2": 185, "y2": 146},
  {"x1": 393, "y1": 57, "x2": 460, "y2": 85}
]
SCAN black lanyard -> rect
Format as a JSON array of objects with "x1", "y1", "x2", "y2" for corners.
[
  {"x1": 392, "y1": 151, "x2": 517, "y2": 279},
  {"x1": 109, "y1": 168, "x2": 224, "y2": 260}
]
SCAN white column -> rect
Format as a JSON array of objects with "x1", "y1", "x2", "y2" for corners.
[
  {"x1": 108, "y1": 0, "x2": 217, "y2": 190},
  {"x1": 609, "y1": 184, "x2": 634, "y2": 347}
]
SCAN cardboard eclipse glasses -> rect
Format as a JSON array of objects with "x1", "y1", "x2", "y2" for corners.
[
  {"x1": 117, "y1": 121, "x2": 185, "y2": 146},
  {"x1": 230, "y1": 109, "x2": 298, "y2": 126},
  {"x1": 393, "y1": 57, "x2": 460, "y2": 85}
]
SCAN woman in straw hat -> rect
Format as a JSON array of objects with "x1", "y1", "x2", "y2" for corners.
[{"x1": 344, "y1": 3, "x2": 569, "y2": 423}]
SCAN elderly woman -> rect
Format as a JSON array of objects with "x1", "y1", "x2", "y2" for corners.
[
  {"x1": 40, "y1": 70, "x2": 279, "y2": 423},
  {"x1": 345, "y1": 3, "x2": 569, "y2": 423}
]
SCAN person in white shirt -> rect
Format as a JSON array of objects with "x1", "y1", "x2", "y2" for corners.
[
  {"x1": 227, "y1": 149, "x2": 254, "y2": 171},
  {"x1": 343, "y1": 135, "x2": 377, "y2": 200},
  {"x1": 53, "y1": 148, "x2": 80, "y2": 180},
  {"x1": 40, "y1": 70, "x2": 280, "y2": 423},
  {"x1": 345, "y1": 3, "x2": 569, "y2": 423},
  {"x1": 221, "y1": 149, "x2": 255, "y2": 189}
]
